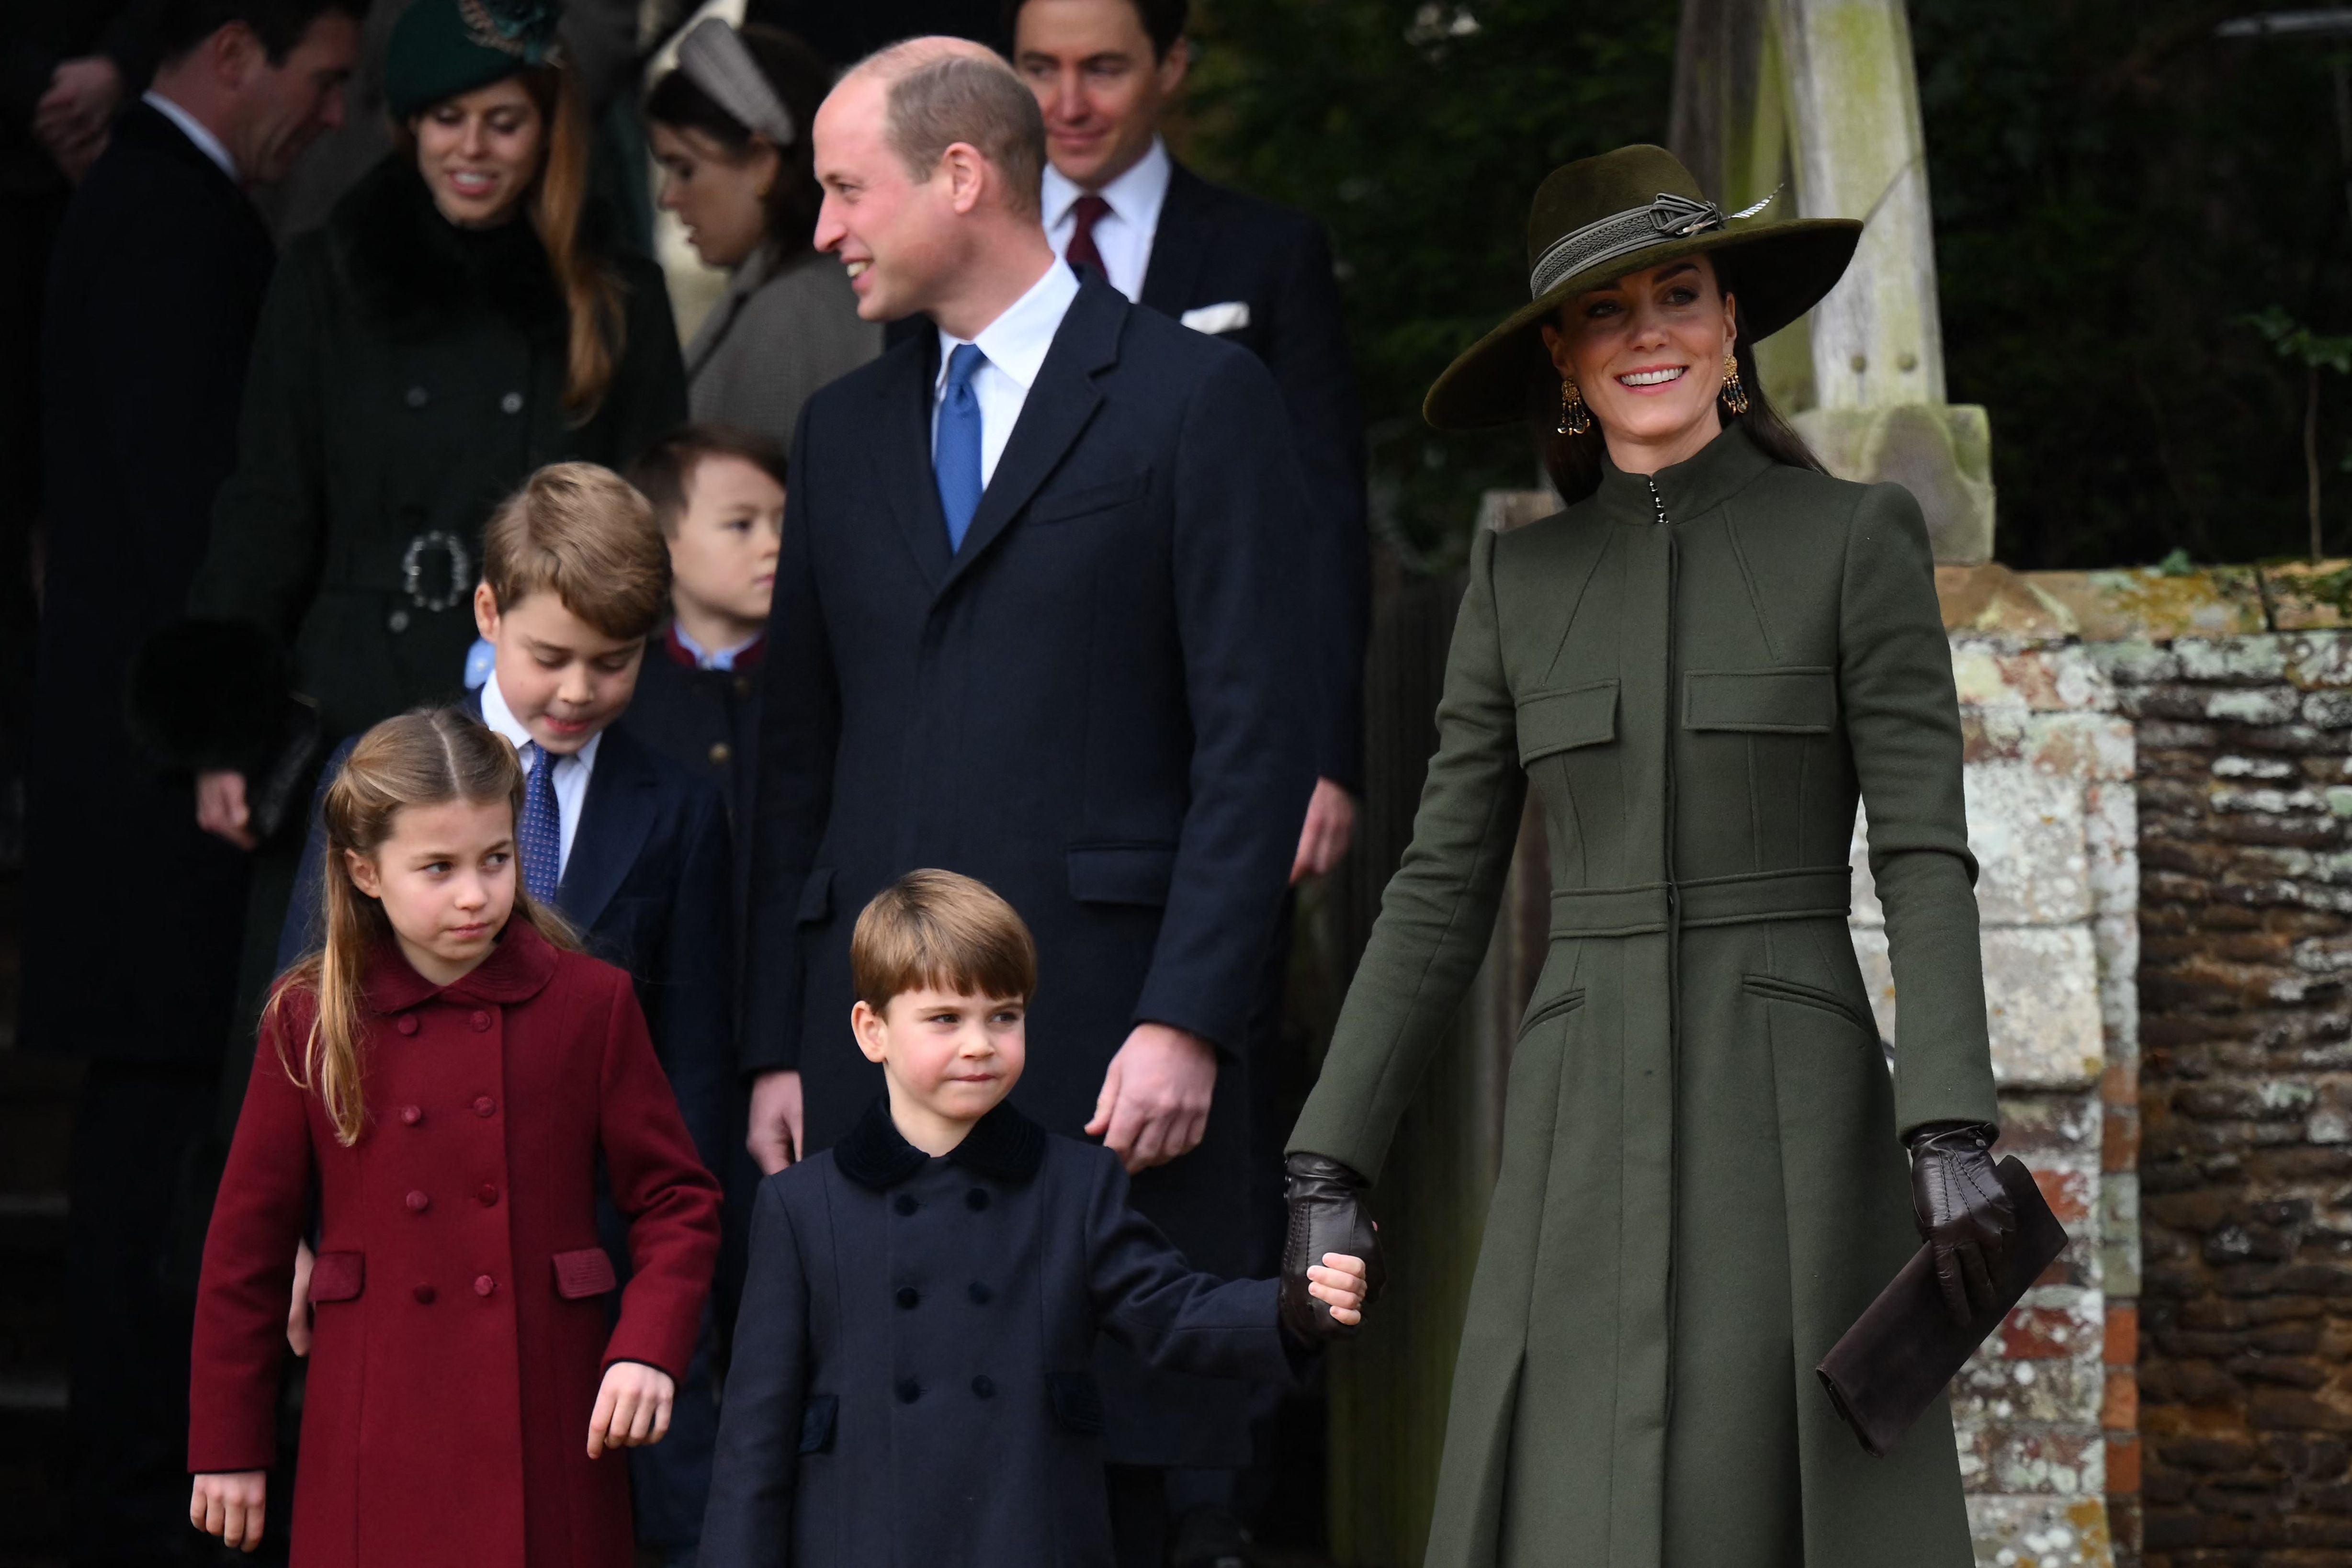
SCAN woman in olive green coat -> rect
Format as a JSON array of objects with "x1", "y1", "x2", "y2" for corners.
[{"x1": 1283, "y1": 147, "x2": 2015, "y2": 1567}]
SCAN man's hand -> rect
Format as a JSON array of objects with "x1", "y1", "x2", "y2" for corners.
[
  {"x1": 746, "y1": 1070, "x2": 804, "y2": 1175},
  {"x1": 1290, "y1": 777, "x2": 1357, "y2": 884},
  {"x1": 197, "y1": 769, "x2": 257, "y2": 849},
  {"x1": 286, "y1": 1240, "x2": 315, "y2": 1357},
  {"x1": 587, "y1": 1362, "x2": 675, "y2": 1457},
  {"x1": 190, "y1": 1471, "x2": 267, "y2": 1553},
  {"x1": 1085, "y1": 1023, "x2": 1217, "y2": 1174},
  {"x1": 34, "y1": 56, "x2": 122, "y2": 181}
]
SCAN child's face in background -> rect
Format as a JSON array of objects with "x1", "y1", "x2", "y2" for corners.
[
  {"x1": 345, "y1": 798, "x2": 517, "y2": 985},
  {"x1": 852, "y1": 987, "x2": 1027, "y2": 1146},
  {"x1": 472, "y1": 586, "x2": 645, "y2": 756},
  {"x1": 667, "y1": 454, "x2": 784, "y2": 642}
]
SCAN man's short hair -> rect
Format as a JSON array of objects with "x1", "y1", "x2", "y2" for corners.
[
  {"x1": 481, "y1": 462, "x2": 670, "y2": 642},
  {"x1": 855, "y1": 42, "x2": 1046, "y2": 220},
  {"x1": 851, "y1": 870, "x2": 1040, "y2": 1009},
  {"x1": 157, "y1": 0, "x2": 366, "y2": 65},
  {"x1": 627, "y1": 425, "x2": 789, "y2": 539},
  {"x1": 1003, "y1": 0, "x2": 1189, "y2": 59}
]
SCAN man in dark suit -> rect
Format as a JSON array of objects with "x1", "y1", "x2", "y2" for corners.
[
  {"x1": 739, "y1": 39, "x2": 1312, "y2": 1568},
  {"x1": 20, "y1": 1, "x2": 359, "y2": 1558}
]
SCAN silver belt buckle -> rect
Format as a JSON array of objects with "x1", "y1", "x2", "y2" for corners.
[{"x1": 401, "y1": 530, "x2": 473, "y2": 612}]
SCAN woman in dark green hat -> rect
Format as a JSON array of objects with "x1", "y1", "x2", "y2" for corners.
[
  {"x1": 1281, "y1": 145, "x2": 2015, "y2": 1565},
  {"x1": 145, "y1": 0, "x2": 686, "y2": 824}
]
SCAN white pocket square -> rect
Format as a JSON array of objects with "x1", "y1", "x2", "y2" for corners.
[{"x1": 1179, "y1": 301, "x2": 1251, "y2": 335}]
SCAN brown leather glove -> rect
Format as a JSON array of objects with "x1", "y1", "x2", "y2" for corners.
[
  {"x1": 1279, "y1": 1152, "x2": 1385, "y2": 1344},
  {"x1": 1907, "y1": 1121, "x2": 2018, "y2": 1325}
]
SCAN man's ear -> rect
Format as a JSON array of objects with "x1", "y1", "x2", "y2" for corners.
[
  {"x1": 940, "y1": 141, "x2": 987, "y2": 215},
  {"x1": 212, "y1": 20, "x2": 267, "y2": 90},
  {"x1": 1156, "y1": 35, "x2": 1190, "y2": 96},
  {"x1": 851, "y1": 1000, "x2": 890, "y2": 1064},
  {"x1": 344, "y1": 848, "x2": 381, "y2": 900},
  {"x1": 472, "y1": 581, "x2": 501, "y2": 642}
]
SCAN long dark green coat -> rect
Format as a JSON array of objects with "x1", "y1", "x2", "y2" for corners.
[
  {"x1": 177, "y1": 155, "x2": 687, "y2": 744},
  {"x1": 1290, "y1": 427, "x2": 1999, "y2": 1568}
]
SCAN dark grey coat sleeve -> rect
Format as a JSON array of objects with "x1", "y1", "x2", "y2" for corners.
[
  {"x1": 700, "y1": 1177, "x2": 809, "y2": 1567},
  {"x1": 1082, "y1": 1148, "x2": 1293, "y2": 1385}
]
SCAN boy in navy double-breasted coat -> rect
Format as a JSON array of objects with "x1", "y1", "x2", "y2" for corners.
[{"x1": 700, "y1": 871, "x2": 1371, "y2": 1566}]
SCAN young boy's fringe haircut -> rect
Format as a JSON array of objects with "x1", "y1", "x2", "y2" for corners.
[
  {"x1": 269, "y1": 709, "x2": 577, "y2": 1145},
  {"x1": 850, "y1": 869, "x2": 1038, "y2": 1009},
  {"x1": 481, "y1": 462, "x2": 671, "y2": 642},
  {"x1": 626, "y1": 423, "x2": 788, "y2": 538}
]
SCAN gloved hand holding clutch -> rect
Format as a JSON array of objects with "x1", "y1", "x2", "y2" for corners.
[
  {"x1": 1907, "y1": 1121, "x2": 2017, "y2": 1325},
  {"x1": 1279, "y1": 1152, "x2": 1386, "y2": 1343}
]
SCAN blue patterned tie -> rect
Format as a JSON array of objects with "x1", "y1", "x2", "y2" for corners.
[
  {"x1": 935, "y1": 342, "x2": 986, "y2": 551},
  {"x1": 518, "y1": 744, "x2": 561, "y2": 904}
]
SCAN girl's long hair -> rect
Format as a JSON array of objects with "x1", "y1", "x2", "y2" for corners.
[
  {"x1": 1535, "y1": 269, "x2": 1827, "y2": 505},
  {"x1": 269, "y1": 709, "x2": 576, "y2": 1146}
]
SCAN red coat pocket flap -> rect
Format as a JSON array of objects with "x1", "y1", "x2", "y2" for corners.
[
  {"x1": 552, "y1": 1248, "x2": 618, "y2": 1299},
  {"x1": 309, "y1": 1251, "x2": 364, "y2": 1303}
]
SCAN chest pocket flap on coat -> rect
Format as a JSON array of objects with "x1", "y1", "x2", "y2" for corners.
[
  {"x1": 1683, "y1": 667, "x2": 1837, "y2": 733},
  {"x1": 1516, "y1": 680, "x2": 1618, "y2": 766},
  {"x1": 1028, "y1": 470, "x2": 1150, "y2": 525}
]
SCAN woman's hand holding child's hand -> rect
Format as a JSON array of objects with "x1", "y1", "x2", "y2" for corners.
[
  {"x1": 191, "y1": 1471, "x2": 267, "y2": 1552},
  {"x1": 587, "y1": 1362, "x2": 676, "y2": 1457},
  {"x1": 1306, "y1": 1252, "x2": 1371, "y2": 1327}
]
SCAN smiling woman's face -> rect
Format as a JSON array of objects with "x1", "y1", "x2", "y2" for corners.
[
  {"x1": 413, "y1": 77, "x2": 546, "y2": 228},
  {"x1": 1540, "y1": 254, "x2": 1739, "y2": 470}
]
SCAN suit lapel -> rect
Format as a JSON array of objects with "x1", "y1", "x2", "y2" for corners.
[
  {"x1": 872, "y1": 336, "x2": 954, "y2": 590},
  {"x1": 557, "y1": 729, "x2": 657, "y2": 933},
  {"x1": 1141, "y1": 162, "x2": 1214, "y2": 318},
  {"x1": 936, "y1": 278, "x2": 1124, "y2": 598}
]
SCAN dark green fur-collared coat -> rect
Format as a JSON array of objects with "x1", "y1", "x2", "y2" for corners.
[{"x1": 1289, "y1": 426, "x2": 1998, "y2": 1568}]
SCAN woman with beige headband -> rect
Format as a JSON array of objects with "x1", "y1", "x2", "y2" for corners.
[{"x1": 648, "y1": 19, "x2": 878, "y2": 450}]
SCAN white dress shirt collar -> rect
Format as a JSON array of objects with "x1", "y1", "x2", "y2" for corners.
[
  {"x1": 479, "y1": 671, "x2": 601, "y2": 876},
  {"x1": 1041, "y1": 136, "x2": 1172, "y2": 302},
  {"x1": 143, "y1": 91, "x2": 238, "y2": 185},
  {"x1": 932, "y1": 256, "x2": 1082, "y2": 490},
  {"x1": 673, "y1": 622, "x2": 762, "y2": 671}
]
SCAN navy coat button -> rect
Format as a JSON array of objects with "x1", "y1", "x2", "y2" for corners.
[
  {"x1": 474, "y1": 1274, "x2": 496, "y2": 1297},
  {"x1": 400, "y1": 1105, "x2": 422, "y2": 1126},
  {"x1": 896, "y1": 1379, "x2": 921, "y2": 1404},
  {"x1": 500, "y1": 391, "x2": 524, "y2": 414},
  {"x1": 709, "y1": 742, "x2": 731, "y2": 765},
  {"x1": 405, "y1": 1190, "x2": 430, "y2": 1213},
  {"x1": 477, "y1": 1184, "x2": 498, "y2": 1206},
  {"x1": 968, "y1": 1281, "x2": 992, "y2": 1305},
  {"x1": 972, "y1": 1375, "x2": 995, "y2": 1399},
  {"x1": 469, "y1": 1010, "x2": 491, "y2": 1031},
  {"x1": 387, "y1": 609, "x2": 409, "y2": 632},
  {"x1": 414, "y1": 1284, "x2": 436, "y2": 1304},
  {"x1": 474, "y1": 1095, "x2": 496, "y2": 1117},
  {"x1": 405, "y1": 385, "x2": 427, "y2": 408},
  {"x1": 893, "y1": 1194, "x2": 918, "y2": 1216},
  {"x1": 895, "y1": 1287, "x2": 919, "y2": 1310},
  {"x1": 966, "y1": 1188, "x2": 990, "y2": 1211},
  {"x1": 396, "y1": 1015, "x2": 419, "y2": 1036}
]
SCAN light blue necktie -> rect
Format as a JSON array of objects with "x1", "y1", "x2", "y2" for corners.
[
  {"x1": 935, "y1": 342, "x2": 986, "y2": 552},
  {"x1": 518, "y1": 744, "x2": 561, "y2": 904}
]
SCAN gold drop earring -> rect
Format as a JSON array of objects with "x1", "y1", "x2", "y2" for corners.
[
  {"x1": 1719, "y1": 350, "x2": 1750, "y2": 416},
  {"x1": 1556, "y1": 376, "x2": 1592, "y2": 436}
]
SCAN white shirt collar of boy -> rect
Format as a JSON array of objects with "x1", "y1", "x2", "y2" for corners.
[
  {"x1": 479, "y1": 672, "x2": 599, "y2": 877},
  {"x1": 1042, "y1": 135, "x2": 1172, "y2": 302},
  {"x1": 673, "y1": 623, "x2": 762, "y2": 671},
  {"x1": 932, "y1": 253, "x2": 1081, "y2": 489},
  {"x1": 143, "y1": 90, "x2": 238, "y2": 184}
]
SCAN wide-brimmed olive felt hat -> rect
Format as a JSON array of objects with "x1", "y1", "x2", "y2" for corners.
[
  {"x1": 385, "y1": 0, "x2": 565, "y2": 123},
  {"x1": 1424, "y1": 144, "x2": 1863, "y2": 430}
]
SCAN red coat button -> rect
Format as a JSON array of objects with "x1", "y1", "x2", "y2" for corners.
[
  {"x1": 399, "y1": 1105, "x2": 422, "y2": 1127},
  {"x1": 413, "y1": 1284, "x2": 436, "y2": 1304},
  {"x1": 396, "y1": 1015, "x2": 419, "y2": 1036},
  {"x1": 405, "y1": 1190, "x2": 430, "y2": 1213},
  {"x1": 473, "y1": 1096, "x2": 496, "y2": 1117},
  {"x1": 477, "y1": 1184, "x2": 498, "y2": 1207},
  {"x1": 473, "y1": 1274, "x2": 495, "y2": 1297},
  {"x1": 470, "y1": 1010, "x2": 491, "y2": 1031}
]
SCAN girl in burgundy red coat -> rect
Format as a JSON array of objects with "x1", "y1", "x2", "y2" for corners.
[{"x1": 188, "y1": 709, "x2": 723, "y2": 1566}]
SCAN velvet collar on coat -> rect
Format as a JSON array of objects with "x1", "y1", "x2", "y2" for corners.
[
  {"x1": 834, "y1": 1096, "x2": 1048, "y2": 1190},
  {"x1": 362, "y1": 917, "x2": 562, "y2": 1014},
  {"x1": 329, "y1": 154, "x2": 568, "y2": 342},
  {"x1": 1591, "y1": 421, "x2": 1775, "y2": 522}
]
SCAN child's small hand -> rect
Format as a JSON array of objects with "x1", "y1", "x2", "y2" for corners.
[
  {"x1": 587, "y1": 1361, "x2": 676, "y2": 1458},
  {"x1": 190, "y1": 1471, "x2": 267, "y2": 1552},
  {"x1": 287, "y1": 1240, "x2": 315, "y2": 1357},
  {"x1": 1307, "y1": 1252, "x2": 1371, "y2": 1327}
]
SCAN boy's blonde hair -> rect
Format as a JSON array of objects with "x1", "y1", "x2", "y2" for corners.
[
  {"x1": 851, "y1": 869, "x2": 1038, "y2": 1009},
  {"x1": 481, "y1": 462, "x2": 669, "y2": 640}
]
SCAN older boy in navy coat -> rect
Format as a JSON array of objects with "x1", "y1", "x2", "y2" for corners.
[
  {"x1": 701, "y1": 871, "x2": 1370, "y2": 1567},
  {"x1": 281, "y1": 465, "x2": 733, "y2": 1568}
]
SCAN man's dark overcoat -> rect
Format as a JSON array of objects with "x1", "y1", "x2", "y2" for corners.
[
  {"x1": 1288, "y1": 428, "x2": 1998, "y2": 1567},
  {"x1": 21, "y1": 102, "x2": 273, "y2": 1059},
  {"x1": 699, "y1": 1100, "x2": 1293, "y2": 1567},
  {"x1": 191, "y1": 922, "x2": 722, "y2": 1568},
  {"x1": 740, "y1": 273, "x2": 1313, "y2": 1466}
]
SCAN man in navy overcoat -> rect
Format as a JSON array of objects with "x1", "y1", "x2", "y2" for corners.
[{"x1": 737, "y1": 37, "x2": 1313, "y2": 1536}]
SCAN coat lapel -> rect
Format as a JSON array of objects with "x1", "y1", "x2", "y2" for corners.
[
  {"x1": 871, "y1": 335, "x2": 955, "y2": 590},
  {"x1": 935, "y1": 277, "x2": 1124, "y2": 598},
  {"x1": 556, "y1": 729, "x2": 657, "y2": 932},
  {"x1": 1140, "y1": 162, "x2": 1214, "y2": 318}
]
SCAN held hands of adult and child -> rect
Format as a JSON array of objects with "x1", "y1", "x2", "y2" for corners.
[{"x1": 190, "y1": 1362, "x2": 679, "y2": 1552}]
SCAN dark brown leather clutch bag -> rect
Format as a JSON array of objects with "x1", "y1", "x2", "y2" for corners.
[{"x1": 1816, "y1": 1155, "x2": 2070, "y2": 1457}]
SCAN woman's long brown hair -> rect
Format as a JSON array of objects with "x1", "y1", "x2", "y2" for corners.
[{"x1": 267, "y1": 709, "x2": 576, "y2": 1145}]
